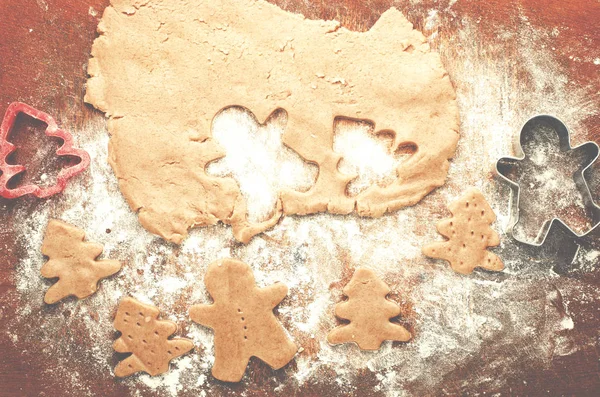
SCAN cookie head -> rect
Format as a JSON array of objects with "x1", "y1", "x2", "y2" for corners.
[{"x1": 204, "y1": 258, "x2": 256, "y2": 298}]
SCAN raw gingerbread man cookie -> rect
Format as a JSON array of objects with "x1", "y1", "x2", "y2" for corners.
[
  {"x1": 327, "y1": 267, "x2": 412, "y2": 350},
  {"x1": 189, "y1": 258, "x2": 298, "y2": 382},
  {"x1": 41, "y1": 219, "x2": 121, "y2": 304}
]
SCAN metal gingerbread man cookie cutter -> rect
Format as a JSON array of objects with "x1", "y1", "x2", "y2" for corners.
[
  {"x1": 496, "y1": 115, "x2": 600, "y2": 262},
  {"x1": 0, "y1": 102, "x2": 91, "y2": 199}
]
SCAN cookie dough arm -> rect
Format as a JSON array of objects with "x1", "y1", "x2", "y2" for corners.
[
  {"x1": 258, "y1": 283, "x2": 288, "y2": 309},
  {"x1": 96, "y1": 259, "x2": 122, "y2": 279},
  {"x1": 334, "y1": 301, "x2": 352, "y2": 320},
  {"x1": 255, "y1": 337, "x2": 297, "y2": 370},
  {"x1": 189, "y1": 304, "x2": 218, "y2": 328},
  {"x1": 487, "y1": 229, "x2": 501, "y2": 246},
  {"x1": 113, "y1": 337, "x2": 129, "y2": 353},
  {"x1": 40, "y1": 259, "x2": 61, "y2": 278},
  {"x1": 327, "y1": 323, "x2": 354, "y2": 345},
  {"x1": 84, "y1": 241, "x2": 105, "y2": 259},
  {"x1": 382, "y1": 299, "x2": 401, "y2": 318},
  {"x1": 435, "y1": 219, "x2": 454, "y2": 238},
  {"x1": 481, "y1": 251, "x2": 504, "y2": 272},
  {"x1": 114, "y1": 354, "x2": 145, "y2": 377},
  {"x1": 167, "y1": 338, "x2": 195, "y2": 358},
  {"x1": 422, "y1": 240, "x2": 450, "y2": 262}
]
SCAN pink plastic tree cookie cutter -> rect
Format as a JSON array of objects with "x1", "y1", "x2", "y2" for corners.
[{"x1": 0, "y1": 102, "x2": 91, "y2": 199}]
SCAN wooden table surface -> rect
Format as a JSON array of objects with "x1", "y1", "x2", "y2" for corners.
[{"x1": 1, "y1": 0, "x2": 599, "y2": 396}]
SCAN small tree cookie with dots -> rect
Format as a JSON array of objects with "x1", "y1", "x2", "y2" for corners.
[
  {"x1": 422, "y1": 188, "x2": 504, "y2": 274},
  {"x1": 113, "y1": 297, "x2": 194, "y2": 377},
  {"x1": 327, "y1": 267, "x2": 412, "y2": 350},
  {"x1": 40, "y1": 219, "x2": 121, "y2": 304},
  {"x1": 189, "y1": 258, "x2": 298, "y2": 382}
]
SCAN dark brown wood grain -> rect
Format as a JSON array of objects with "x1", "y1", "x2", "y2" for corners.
[{"x1": 1, "y1": 0, "x2": 599, "y2": 396}]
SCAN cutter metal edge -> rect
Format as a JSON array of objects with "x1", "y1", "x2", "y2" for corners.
[{"x1": 495, "y1": 114, "x2": 600, "y2": 252}]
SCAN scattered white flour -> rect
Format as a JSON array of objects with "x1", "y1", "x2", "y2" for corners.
[
  {"x1": 424, "y1": 10, "x2": 440, "y2": 31},
  {"x1": 207, "y1": 106, "x2": 318, "y2": 223},
  {"x1": 509, "y1": 128, "x2": 592, "y2": 242},
  {"x1": 584, "y1": 249, "x2": 600, "y2": 264},
  {"x1": 139, "y1": 355, "x2": 196, "y2": 396},
  {"x1": 3, "y1": 4, "x2": 599, "y2": 397},
  {"x1": 333, "y1": 118, "x2": 413, "y2": 197},
  {"x1": 560, "y1": 316, "x2": 574, "y2": 330}
]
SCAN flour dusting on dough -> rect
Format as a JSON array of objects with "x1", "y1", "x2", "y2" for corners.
[
  {"x1": 207, "y1": 107, "x2": 317, "y2": 223},
  {"x1": 3, "y1": 1, "x2": 600, "y2": 397},
  {"x1": 84, "y1": 0, "x2": 459, "y2": 243},
  {"x1": 334, "y1": 118, "x2": 414, "y2": 197}
]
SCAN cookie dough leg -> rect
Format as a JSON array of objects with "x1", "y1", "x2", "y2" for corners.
[
  {"x1": 255, "y1": 339, "x2": 297, "y2": 370},
  {"x1": 253, "y1": 318, "x2": 297, "y2": 370},
  {"x1": 212, "y1": 354, "x2": 249, "y2": 383},
  {"x1": 210, "y1": 333, "x2": 249, "y2": 382}
]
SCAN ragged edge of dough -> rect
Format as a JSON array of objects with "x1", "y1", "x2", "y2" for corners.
[
  {"x1": 102, "y1": 123, "x2": 282, "y2": 245},
  {"x1": 85, "y1": 0, "x2": 459, "y2": 245},
  {"x1": 86, "y1": 9, "x2": 282, "y2": 245},
  {"x1": 279, "y1": 9, "x2": 459, "y2": 218}
]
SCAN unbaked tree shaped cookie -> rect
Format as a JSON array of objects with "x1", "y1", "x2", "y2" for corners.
[
  {"x1": 189, "y1": 258, "x2": 298, "y2": 382},
  {"x1": 113, "y1": 297, "x2": 194, "y2": 377},
  {"x1": 40, "y1": 219, "x2": 121, "y2": 304},
  {"x1": 422, "y1": 188, "x2": 504, "y2": 274},
  {"x1": 327, "y1": 267, "x2": 411, "y2": 350}
]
